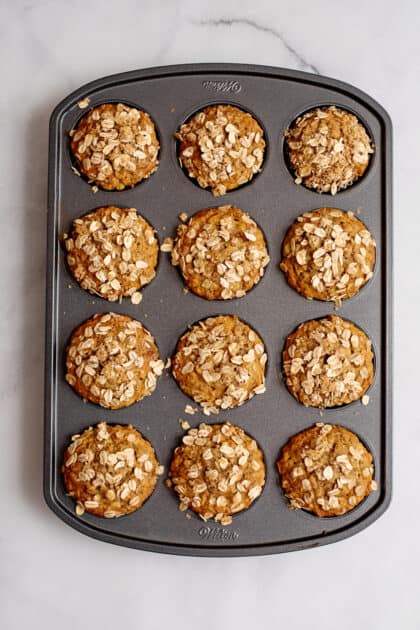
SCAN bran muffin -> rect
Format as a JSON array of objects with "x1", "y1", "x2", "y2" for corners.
[
  {"x1": 65, "y1": 313, "x2": 164, "y2": 409},
  {"x1": 172, "y1": 315, "x2": 267, "y2": 415},
  {"x1": 171, "y1": 205, "x2": 269, "y2": 300},
  {"x1": 168, "y1": 422, "x2": 265, "y2": 525},
  {"x1": 62, "y1": 422, "x2": 163, "y2": 518},
  {"x1": 285, "y1": 105, "x2": 374, "y2": 194},
  {"x1": 176, "y1": 104, "x2": 265, "y2": 196},
  {"x1": 283, "y1": 315, "x2": 374, "y2": 408},
  {"x1": 69, "y1": 103, "x2": 159, "y2": 190},
  {"x1": 280, "y1": 207, "x2": 376, "y2": 304},
  {"x1": 64, "y1": 206, "x2": 158, "y2": 304},
  {"x1": 277, "y1": 423, "x2": 377, "y2": 517}
]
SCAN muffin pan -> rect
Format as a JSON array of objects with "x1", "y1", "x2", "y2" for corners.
[{"x1": 45, "y1": 64, "x2": 392, "y2": 556}]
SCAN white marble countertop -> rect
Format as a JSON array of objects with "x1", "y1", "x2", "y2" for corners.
[{"x1": 1, "y1": 1, "x2": 418, "y2": 628}]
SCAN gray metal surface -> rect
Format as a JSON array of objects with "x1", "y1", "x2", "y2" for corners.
[{"x1": 44, "y1": 64, "x2": 392, "y2": 556}]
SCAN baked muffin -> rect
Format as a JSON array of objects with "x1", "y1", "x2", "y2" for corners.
[
  {"x1": 172, "y1": 315, "x2": 267, "y2": 415},
  {"x1": 64, "y1": 206, "x2": 158, "y2": 304},
  {"x1": 168, "y1": 422, "x2": 265, "y2": 525},
  {"x1": 65, "y1": 313, "x2": 163, "y2": 409},
  {"x1": 285, "y1": 105, "x2": 374, "y2": 194},
  {"x1": 69, "y1": 103, "x2": 159, "y2": 190},
  {"x1": 176, "y1": 104, "x2": 265, "y2": 195},
  {"x1": 280, "y1": 207, "x2": 375, "y2": 304},
  {"x1": 171, "y1": 205, "x2": 269, "y2": 299},
  {"x1": 62, "y1": 422, "x2": 163, "y2": 518},
  {"x1": 277, "y1": 423, "x2": 377, "y2": 517},
  {"x1": 283, "y1": 315, "x2": 374, "y2": 408}
]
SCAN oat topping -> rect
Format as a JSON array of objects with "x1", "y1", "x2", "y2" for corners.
[
  {"x1": 77, "y1": 97, "x2": 90, "y2": 109},
  {"x1": 62, "y1": 422, "x2": 163, "y2": 518},
  {"x1": 277, "y1": 423, "x2": 377, "y2": 517},
  {"x1": 64, "y1": 206, "x2": 158, "y2": 302},
  {"x1": 176, "y1": 104, "x2": 265, "y2": 196},
  {"x1": 280, "y1": 208, "x2": 375, "y2": 304},
  {"x1": 169, "y1": 422, "x2": 266, "y2": 524},
  {"x1": 283, "y1": 315, "x2": 374, "y2": 408},
  {"x1": 69, "y1": 103, "x2": 159, "y2": 190},
  {"x1": 65, "y1": 313, "x2": 163, "y2": 409},
  {"x1": 160, "y1": 237, "x2": 173, "y2": 253},
  {"x1": 171, "y1": 206, "x2": 269, "y2": 300},
  {"x1": 285, "y1": 106, "x2": 374, "y2": 194},
  {"x1": 172, "y1": 315, "x2": 267, "y2": 415}
]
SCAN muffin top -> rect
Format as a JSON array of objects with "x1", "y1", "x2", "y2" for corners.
[
  {"x1": 168, "y1": 422, "x2": 265, "y2": 525},
  {"x1": 171, "y1": 205, "x2": 269, "y2": 300},
  {"x1": 280, "y1": 207, "x2": 375, "y2": 304},
  {"x1": 64, "y1": 206, "x2": 158, "y2": 304},
  {"x1": 176, "y1": 104, "x2": 265, "y2": 196},
  {"x1": 65, "y1": 313, "x2": 164, "y2": 409},
  {"x1": 285, "y1": 105, "x2": 374, "y2": 194},
  {"x1": 283, "y1": 315, "x2": 374, "y2": 408},
  {"x1": 172, "y1": 315, "x2": 267, "y2": 415},
  {"x1": 70, "y1": 103, "x2": 159, "y2": 190},
  {"x1": 62, "y1": 422, "x2": 163, "y2": 518},
  {"x1": 277, "y1": 423, "x2": 377, "y2": 517}
]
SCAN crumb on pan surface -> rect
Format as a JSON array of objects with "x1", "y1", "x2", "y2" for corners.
[
  {"x1": 171, "y1": 205, "x2": 269, "y2": 300},
  {"x1": 168, "y1": 421, "x2": 265, "y2": 525},
  {"x1": 283, "y1": 314, "x2": 374, "y2": 408},
  {"x1": 65, "y1": 313, "x2": 164, "y2": 409},
  {"x1": 285, "y1": 105, "x2": 374, "y2": 194},
  {"x1": 64, "y1": 206, "x2": 158, "y2": 303},
  {"x1": 62, "y1": 422, "x2": 163, "y2": 518},
  {"x1": 172, "y1": 315, "x2": 267, "y2": 415},
  {"x1": 176, "y1": 104, "x2": 265, "y2": 196},
  {"x1": 280, "y1": 207, "x2": 375, "y2": 304},
  {"x1": 277, "y1": 423, "x2": 377, "y2": 517},
  {"x1": 69, "y1": 103, "x2": 159, "y2": 190}
]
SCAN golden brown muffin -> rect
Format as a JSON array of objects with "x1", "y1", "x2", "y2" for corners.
[
  {"x1": 172, "y1": 315, "x2": 267, "y2": 415},
  {"x1": 283, "y1": 315, "x2": 374, "y2": 408},
  {"x1": 285, "y1": 105, "x2": 374, "y2": 194},
  {"x1": 176, "y1": 104, "x2": 265, "y2": 196},
  {"x1": 171, "y1": 205, "x2": 269, "y2": 299},
  {"x1": 62, "y1": 422, "x2": 163, "y2": 518},
  {"x1": 69, "y1": 103, "x2": 159, "y2": 190},
  {"x1": 277, "y1": 423, "x2": 377, "y2": 517},
  {"x1": 280, "y1": 208, "x2": 376, "y2": 304},
  {"x1": 168, "y1": 422, "x2": 265, "y2": 525},
  {"x1": 64, "y1": 206, "x2": 158, "y2": 304},
  {"x1": 65, "y1": 313, "x2": 163, "y2": 409}
]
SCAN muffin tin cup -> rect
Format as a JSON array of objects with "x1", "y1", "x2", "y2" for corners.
[
  {"x1": 282, "y1": 103, "x2": 377, "y2": 194},
  {"x1": 45, "y1": 64, "x2": 392, "y2": 557},
  {"x1": 175, "y1": 101, "x2": 269, "y2": 194}
]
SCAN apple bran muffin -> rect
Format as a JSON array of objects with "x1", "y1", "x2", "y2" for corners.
[
  {"x1": 65, "y1": 313, "x2": 163, "y2": 409},
  {"x1": 277, "y1": 423, "x2": 377, "y2": 517},
  {"x1": 171, "y1": 205, "x2": 269, "y2": 300},
  {"x1": 285, "y1": 105, "x2": 374, "y2": 194},
  {"x1": 168, "y1": 422, "x2": 265, "y2": 525},
  {"x1": 283, "y1": 315, "x2": 374, "y2": 408},
  {"x1": 69, "y1": 103, "x2": 159, "y2": 190},
  {"x1": 172, "y1": 315, "x2": 267, "y2": 415},
  {"x1": 62, "y1": 422, "x2": 163, "y2": 518},
  {"x1": 64, "y1": 206, "x2": 158, "y2": 304},
  {"x1": 280, "y1": 207, "x2": 375, "y2": 304},
  {"x1": 176, "y1": 104, "x2": 265, "y2": 196}
]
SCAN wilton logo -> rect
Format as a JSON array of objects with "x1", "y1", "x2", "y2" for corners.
[
  {"x1": 198, "y1": 526, "x2": 239, "y2": 542},
  {"x1": 202, "y1": 80, "x2": 242, "y2": 94}
]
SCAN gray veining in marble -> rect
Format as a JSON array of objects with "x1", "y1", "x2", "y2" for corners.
[{"x1": 194, "y1": 17, "x2": 320, "y2": 73}]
